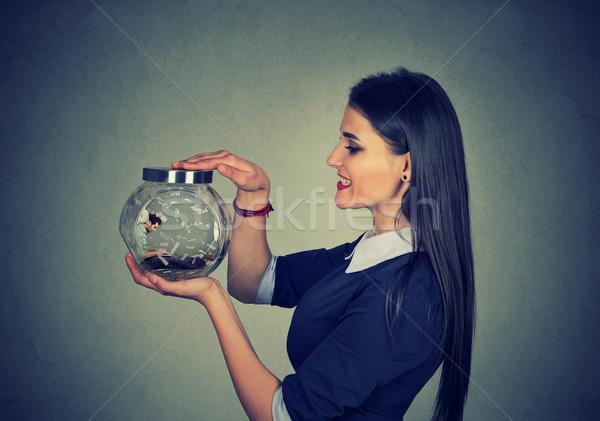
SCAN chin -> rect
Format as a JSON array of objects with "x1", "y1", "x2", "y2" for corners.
[{"x1": 334, "y1": 196, "x2": 349, "y2": 209}]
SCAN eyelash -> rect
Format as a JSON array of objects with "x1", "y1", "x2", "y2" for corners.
[
  {"x1": 344, "y1": 145, "x2": 361, "y2": 155},
  {"x1": 338, "y1": 136, "x2": 361, "y2": 155}
]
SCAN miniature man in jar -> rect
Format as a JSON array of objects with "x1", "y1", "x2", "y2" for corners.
[{"x1": 134, "y1": 210, "x2": 205, "y2": 271}]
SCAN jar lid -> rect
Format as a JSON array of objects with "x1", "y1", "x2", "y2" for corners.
[{"x1": 143, "y1": 167, "x2": 213, "y2": 184}]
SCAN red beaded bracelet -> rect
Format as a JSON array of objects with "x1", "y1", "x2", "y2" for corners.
[{"x1": 232, "y1": 199, "x2": 274, "y2": 217}]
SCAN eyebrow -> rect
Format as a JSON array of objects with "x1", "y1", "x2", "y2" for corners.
[{"x1": 342, "y1": 131, "x2": 362, "y2": 142}]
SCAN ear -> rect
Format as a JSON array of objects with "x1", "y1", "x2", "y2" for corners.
[{"x1": 401, "y1": 152, "x2": 411, "y2": 182}]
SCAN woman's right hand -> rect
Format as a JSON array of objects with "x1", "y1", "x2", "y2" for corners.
[
  {"x1": 175, "y1": 152, "x2": 272, "y2": 303},
  {"x1": 172, "y1": 150, "x2": 270, "y2": 196}
]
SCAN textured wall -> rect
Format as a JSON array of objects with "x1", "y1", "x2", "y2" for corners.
[{"x1": 1, "y1": 1, "x2": 599, "y2": 420}]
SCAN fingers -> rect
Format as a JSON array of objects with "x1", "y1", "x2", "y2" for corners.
[
  {"x1": 182, "y1": 150, "x2": 230, "y2": 163},
  {"x1": 125, "y1": 253, "x2": 191, "y2": 298},
  {"x1": 147, "y1": 274, "x2": 215, "y2": 303},
  {"x1": 126, "y1": 254, "x2": 222, "y2": 303},
  {"x1": 125, "y1": 253, "x2": 143, "y2": 279},
  {"x1": 171, "y1": 150, "x2": 269, "y2": 192},
  {"x1": 146, "y1": 273, "x2": 176, "y2": 295},
  {"x1": 215, "y1": 163, "x2": 244, "y2": 186},
  {"x1": 172, "y1": 150, "x2": 236, "y2": 170},
  {"x1": 125, "y1": 253, "x2": 165, "y2": 294}
]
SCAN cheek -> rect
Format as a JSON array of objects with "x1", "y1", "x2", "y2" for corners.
[{"x1": 359, "y1": 168, "x2": 402, "y2": 196}]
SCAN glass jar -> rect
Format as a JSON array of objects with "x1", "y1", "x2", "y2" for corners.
[{"x1": 120, "y1": 168, "x2": 231, "y2": 281}]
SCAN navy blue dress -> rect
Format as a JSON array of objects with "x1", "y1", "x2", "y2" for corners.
[{"x1": 271, "y1": 236, "x2": 443, "y2": 420}]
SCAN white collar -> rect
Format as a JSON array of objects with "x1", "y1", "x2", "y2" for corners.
[{"x1": 345, "y1": 226, "x2": 413, "y2": 273}]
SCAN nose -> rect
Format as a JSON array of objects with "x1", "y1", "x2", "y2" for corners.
[{"x1": 326, "y1": 142, "x2": 345, "y2": 169}]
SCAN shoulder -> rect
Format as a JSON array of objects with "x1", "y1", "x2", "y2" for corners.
[
  {"x1": 405, "y1": 253, "x2": 439, "y2": 296},
  {"x1": 327, "y1": 234, "x2": 364, "y2": 262},
  {"x1": 352, "y1": 252, "x2": 441, "y2": 332},
  {"x1": 278, "y1": 233, "x2": 365, "y2": 268},
  {"x1": 327, "y1": 253, "x2": 442, "y2": 362},
  {"x1": 386, "y1": 252, "x2": 441, "y2": 318},
  {"x1": 356, "y1": 252, "x2": 437, "y2": 291},
  {"x1": 345, "y1": 252, "x2": 440, "y2": 315}
]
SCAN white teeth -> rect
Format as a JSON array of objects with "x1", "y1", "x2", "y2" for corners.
[{"x1": 339, "y1": 176, "x2": 352, "y2": 186}]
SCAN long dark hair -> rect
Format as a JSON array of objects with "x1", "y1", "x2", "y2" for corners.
[{"x1": 348, "y1": 68, "x2": 475, "y2": 421}]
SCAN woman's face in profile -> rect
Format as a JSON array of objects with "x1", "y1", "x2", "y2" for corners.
[{"x1": 326, "y1": 105, "x2": 409, "y2": 223}]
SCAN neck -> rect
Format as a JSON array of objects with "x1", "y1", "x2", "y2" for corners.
[{"x1": 372, "y1": 208, "x2": 410, "y2": 236}]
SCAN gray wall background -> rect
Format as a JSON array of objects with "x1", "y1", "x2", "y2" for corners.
[{"x1": 1, "y1": 1, "x2": 599, "y2": 420}]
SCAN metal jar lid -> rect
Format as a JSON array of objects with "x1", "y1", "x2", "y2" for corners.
[{"x1": 142, "y1": 167, "x2": 213, "y2": 184}]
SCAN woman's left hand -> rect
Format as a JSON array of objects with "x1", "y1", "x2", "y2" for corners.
[{"x1": 125, "y1": 253, "x2": 221, "y2": 305}]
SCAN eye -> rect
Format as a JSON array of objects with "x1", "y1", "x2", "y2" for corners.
[
  {"x1": 344, "y1": 145, "x2": 361, "y2": 155},
  {"x1": 339, "y1": 134, "x2": 362, "y2": 155}
]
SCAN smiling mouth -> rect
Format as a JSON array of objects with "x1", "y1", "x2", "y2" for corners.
[{"x1": 337, "y1": 174, "x2": 352, "y2": 190}]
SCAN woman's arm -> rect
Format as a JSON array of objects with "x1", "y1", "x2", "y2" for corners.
[
  {"x1": 126, "y1": 254, "x2": 280, "y2": 421},
  {"x1": 227, "y1": 188, "x2": 272, "y2": 303},
  {"x1": 173, "y1": 151, "x2": 272, "y2": 303},
  {"x1": 203, "y1": 282, "x2": 281, "y2": 420}
]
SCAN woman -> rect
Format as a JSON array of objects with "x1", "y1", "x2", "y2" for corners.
[{"x1": 126, "y1": 68, "x2": 475, "y2": 421}]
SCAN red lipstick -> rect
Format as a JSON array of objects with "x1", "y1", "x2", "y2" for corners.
[
  {"x1": 337, "y1": 181, "x2": 351, "y2": 190},
  {"x1": 337, "y1": 174, "x2": 352, "y2": 190}
]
